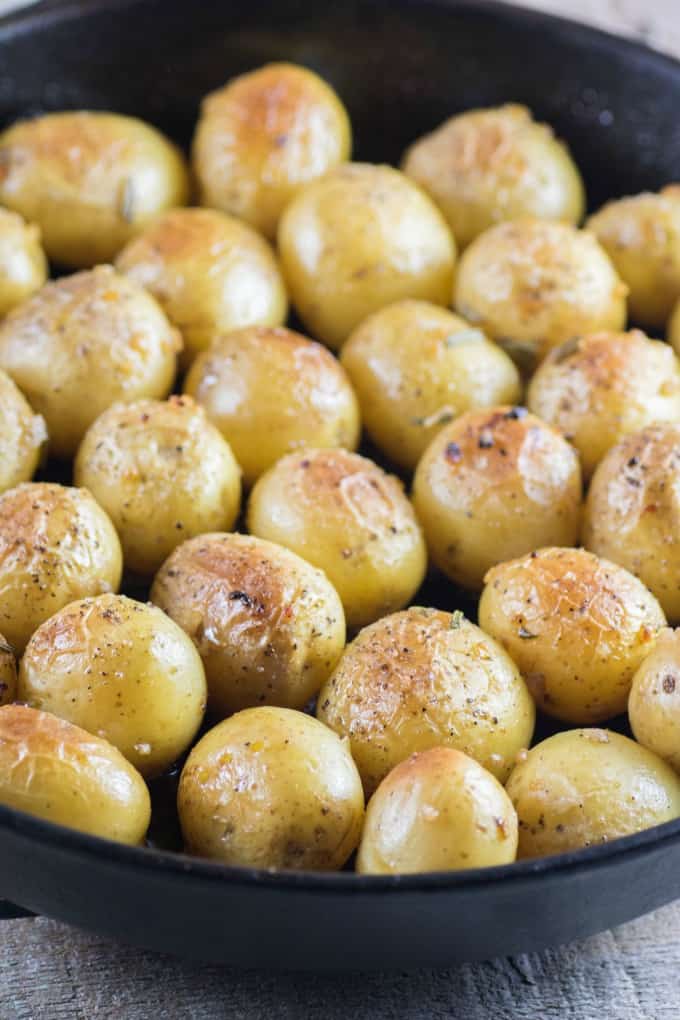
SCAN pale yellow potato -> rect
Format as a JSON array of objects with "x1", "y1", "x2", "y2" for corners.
[
  {"x1": 317, "y1": 607, "x2": 535, "y2": 794},
  {"x1": 74, "y1": 396, "x2": 241, "y2": 576},
  {"x1": 0, "y1": 482, "x2": 122, "y2": 654},
  {"x1": 412, "y1": 407, "x2": 582, "y2": 590},
  {"x1": 402, "y1": 104, "x2": 585, "y2": 250},
  {"x1": 357, "y1": 747, "x2": 518, "y2": 874},
  {"x1": 454, "y1": 218, "x2": 627, "y2": 370},
  {"x1": 0, "y1": 208, "x2": 47, "y2": 316},
  {"x1": 528, "y1": 330, "x2": 680, "y2": 481},
  {"x1": 184, "y1": 326, "x2": 359, "y2": 487},
  {"x1": 506, "y1": 728, "x2": 680, "y2": 858},
  {"x1": 0, "y1": 111, "x2": 189, "y2": 268},
  {"x1": 192, "y1": 62, "x2": 351, "y2": 241},
  {"x1": 115, "y1": 207, "x2": 288, "y2": 366},
  {"x1": 0, "y1": 633, "x2": 16, "y2": 706},
  {"x1": 178, "y1": 706, "x2": 364, "y2": 870},
  {"x1": 151, "y1": 532, "x2": 345, "y2": 717},
  {"x1": 629, "y1": 629, "x2": 680, "y2": 773},
  {"x1": 0, "y1": 368, "x2": 46, "y2": 494},
  {"x1": 278, "y1": 162, "x2": 456, "y2": 350},
  {"x1": 340, "y1": 301, "x2": 520, "y2": 471},
  {"x1": 0, "y1": 266, "x2": 181, "y2": 458},
  {"x1": 247, "y1": 448, "x2": 426, "y2": 629},
  {"x1": 0, "y1": 705, "x2": 151, "y2": 845},
  {"x1": 584, "y1": 425, "x2": 680, "y2": 622},
  {"x1": 587, "y1": 186, "x2": 680, "y2": 329},
  {"x1": 479, "y1": 547, "x2": 666, "y2": 724},
  {"x1": 18, "y1": 593, "x2": 206, "y2": 778}
]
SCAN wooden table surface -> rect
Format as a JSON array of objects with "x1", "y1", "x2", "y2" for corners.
[{"x1": 2, "y1": 1, "x2": 680, "y2": 1017}]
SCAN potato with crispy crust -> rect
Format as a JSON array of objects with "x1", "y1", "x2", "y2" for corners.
[
  {"x1": 193, "y1": 62, "x2": 351, "y2": 241},
  {"x1": 412, "y1": 406, "x2": 582, "y2": 589},
  {"x1": 0, "y1": 635, "x2": 16, "y2": 707},
  {"x1": 151, "y1": 532, "x2": 345, "y2": 717},
  {"x1": 629, "y1": 629, "x2": 680, "y2": 773},
  {"x1": 0, "y1": 369, "x2": 46, "y2": 494},
  {"x1": 184, "y1": 326, "x2": 359, "y2": 486},
  {"x1": 479, "y1": 547, "x2": 666, "y2": 724},
  {"x1": 247, "y1": 448, "x2": 427, "y2": 629},
  {"x1": 0, "y1": 208, "x2": 47, "y2": 316},
  {"x1": 317, "y1": 607, "x2": 535, "y2": 794}
]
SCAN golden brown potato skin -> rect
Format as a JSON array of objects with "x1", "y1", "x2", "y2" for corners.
[
  {"x1": 454, "y1": 218, "x2": 627, "y2": 370},
  {"x1": 528, "y1": 331, "x2": 680, "y2": 481},
  {"x1": 115, "y1": 207, "x2": 288, "y2": 366},
  {"x1": 357, "y1": 747, "x2": 518, "y2": 874},
  {"x1": 629, "y1": 629, "x2": 680, "y2": 772},
  {"x1": 506, "y1": 728, "x2": 680, "y2": 858},
  {"x1": 18, "y1": 593, "x2": 206, "y2": 778},
  {"x1": 0, "y1": 208, "x2": 47, "y2": 316},
  {"x1": 0, "y1": 482, "x2": 122, "y2": 654},
  {"x1": 0, "y1": 111, "x2": 190, "y2": 268},
  {"x1": 412, "y1": 407, "x2": 582, "y2": 590},
  {"x1": 402, "y1": 104, "x2": 585, "y2": 250},
  {"x1": 178, "y1": 706, "x2": 364, "y2": 870},
  {"x1": 340, "y1": 301, "x2": 520, "y2": 471},
  {"x1": 151, "y1": 532, "x2": 345, "y2": 717},
  {"x1": 0, "y1": 266, "x2": 181, "y2": 458},
  {"x1": 0, "y1": 705, "x2": 151, "y2": 844},
  {"x1": 479, "y1": 547, "x2": 666, "y2": 724},
  {"x1": 247, "y1": 448, "x2": 427, "y2": 630},
  {"x1": 192, "y1": 62, "x2": 351, "y2": 241},
  {"x1": 0, "y1": 368, "x2": 46, "y2": 494},
  {"x1": 278, "y1": 163, "x2": 456, "y2": 350},
  {"x1": 74, "y1": 396, "x2": 241, "y2": 576},
  {"x1": 317, "y1": 607, "x2": 535, "y2": 794},
  {"x1": 0, "y1": 634, "x2": 16, "y2": 707},
  {"x1": 184, "y1": 326, "x2": 360, "y2": 487},
  {"x1": 587, "y1": 186, "x2": 680, "y2": 330}
]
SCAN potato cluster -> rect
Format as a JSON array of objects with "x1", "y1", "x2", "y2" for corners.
[{"x1": 0, "y1": 64, "x2": 679, "y2": 879}]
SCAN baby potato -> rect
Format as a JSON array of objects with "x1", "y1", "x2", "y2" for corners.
[
  {"x1": 584, "y1": 425, "x2": 680, "y2": 622},
  {"x1": 0, "y1": 705, "x2": 151, "y2": 845},
  {"x1": 587, "y1": 186, "x2": 680, "y2": 330},
  {"x1": 454, "y1": 218, "x2": 627, "y2": 370},
  {"x1": 247, "y1": 448, "x2": 427, "y2": 630},
  {"x1": 0, "y1": 482, "x2": 122, "y2": 654},
  {"x1": 412, "y1": 407, "x2": 582, "y2": 590},
  {"x1": 0, "y1": 111, "x2": 189, "y2": 268},
  {"x1": 629, "y1": 629, "x2": 680, "y2": 772},
  {"x1": 151, "y1": 532, "x2": 345, "y2": 717},
  {"x1": 0, "y1": 266, "x2": 181, "y2": 458},
  {"x1": 0, "y1": 208, "x2": 47, "y2": 316},
  {"x1": 184, "y1": 326, "x2": 360, "y2": 487},
  {"x1": 340, "y1": 301, "x2": 520, "y2": 471},
  {"x1": 178, "y1": 706, "x2": 364, "y2": 870},
  {"x1": 0, "y1": 368, "x2": 46, "y2": 494},
  {"x1": 0, "y1": 634, "x2": 16, "y2": 707},
  {"x1": 74, "y1": 396, "x2": 241, "y2": 576},
  {"x1": 278, "y1": 162, "x2": 456, "y2": 350},
  {"x1": 402, "y1": 104, "x2": 585, "y2": 250},
  {"x1": 479, "y1": 547, "x2": 666, "y2": 724},
  {"x1": 192, "y1": 62, "x2": 351, "y2": 241},
  {"x1": 18, "y1": 593, "x2": 206, "y2": 778},
  {"x1": 357, "y1": 747, "x2": 518, "y2": 874},
  {"x1": 115, "y1": 207, "x2": 288, "y2": 366},
  {"x1": 506, "y1": 728, "x2": 680, "y2": 858},
  {"x1": 317, "y1": 607, "x2": 535, "y2": 794}
]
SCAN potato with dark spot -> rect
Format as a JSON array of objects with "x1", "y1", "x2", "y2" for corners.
[
  {"x1": 0, "y1": 369, "x2": 46, "y2": 494},
  {"x1": 0, "y1": 208, "x2": 47, "y2": 316},
  {"x1": 629, "y1": 629, "x2": 680, "y2": 772},
  {"x1": 479, "y1": 547, "x2": 666, "y2": 724},
  {"x1": 0, "y1": 635, "x2": 16, "y2": 706}
]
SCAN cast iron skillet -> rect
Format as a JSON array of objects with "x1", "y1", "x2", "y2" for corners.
[{"x1": 1, "y1": 0, "x2": 680, "y2": 971}]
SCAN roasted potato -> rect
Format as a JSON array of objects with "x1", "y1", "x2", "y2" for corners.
[
  {"x1": 479, "y1": 547, "x2": 666, "y2": 724},
  {"x1": 454, "y1": 218, "x2": 627, "y2": 370},
  {"x1": 0, "y1": 635, "x2": 16, "y2": 707},
  {"x1": 184, "y1": 326, "x2": 360, "y2": 486},
  {"x1": 357, "y1": 747, "x2": 518, "y2": 874},
  {"x1": 0, "y1": 705, "x2": 151, "y2": 845},
  {"x1": 340, "y1": 301, "x2": 520, "y2": 471},
  {"x1": 317, "y1": 607, "x2": 535, "y2": 794},
  {"x1": 402, "y1": 104, "x2": 585, "y2": 249},
  {"x1": 629, "y1": 629, "x2": 680, "y2": 772},
  {"x1": 0, "y1": 207, "x2": 47, "y2": 316},
  {"x1": 18, "y1": 593, "x2": 206, "y2": 778},
  {"x1": 528, "y1": 330, "x2": 680, "y2": 480},
  {"x1": 247, "y1": 448, "x2": 427, "y2": 629},
  {"x1": 151, "y1": 532, "x2": 345, "y2": 717},
  {"x1": 192, "y1": 62, "x2": 351, "y2": 240},
  {"x1": 0, "y1": 368, "x2": 46, "y2": 494},
  {"x1": 506, "y1": 728, "x2": 680, "y2": 858},
  {"x1": 178, "y1": 706, "x2": 364, "y2": 870},
  {"x1": 412, "y1": 407, "x2": 582, "y2": 589},
  {"x1": 0, "y1": 111, "x2": 189, "y2": 268},
  {"x1": 278, "y1": 162, "x2": 456, "y2": 350}
]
